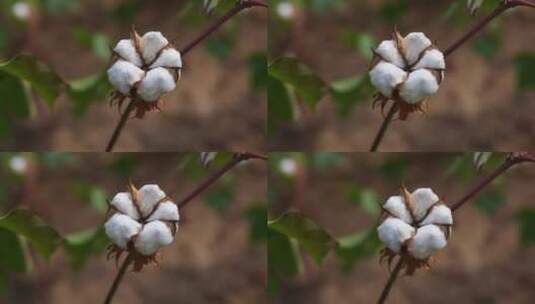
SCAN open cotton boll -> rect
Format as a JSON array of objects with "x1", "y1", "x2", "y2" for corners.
[
  {"x1": 414, "y1": 49, "x2": 445, "y2": 70},
  {"x1": 104, "y1": 214, "x2": 142, "y2": 248},
  {"x1": 114, "y1": 39, "x2": 143, "y2": 67},
  {"x1": 375, "y1": 40, "x2": 405, "y2": 68},
  {"x1": 111, "y1": 192, "x2": 139, "y2": 219},
  {"x1": 147, "y1": 201, "x2": 179, "y2": 222},
  {"x1": 399, "y1": 69, "x2": 439, "y2": 105},
  {"x1": 421, "y1": 205, "x2": 453, "y2": 226},
  {"x1": 137, "y1": 68, "x2": 176, "y2": 102},
  {"x1": 377, "y1": 217, "x2": 416, "y2": 253},
  {"x1": 150, "y1": 48, "x2": 182, "y2": 69},
  {"x1": 408, "y1": 225, "x2": 447, "y2": 260},
  {"x1": 403, "y1": 32, "x2": 432, "y2": 65},
  {"x1": 134, "y1": 221, "x2": 174, "y2": 255},
  {"x1": 409, "y1": 188, "x2": 440, "y2": 221},
  {"x1": 107, "y1": 60, "x2": 145, "y2": 95},
  {"x1": 383, "y1": 196, "x2": 413, "y2": 224},
  {"x1": 137, "y1": 184, "x2": 167, "y2": 217},
  {"x1": 369, "y1": 61, "x2": 407, "y2": 98},
  {"x1": 141, "y1": 32, "x2": 169, "y2": 63}
]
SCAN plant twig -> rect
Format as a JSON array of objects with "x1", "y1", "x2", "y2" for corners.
[
  {"x1": 103, "y1": 253, "x2": 134, "y2": 304},
  {"x1": 377, "y1": 258, "x2": 405, "y2": 304},
  {"x1": 368, "y1": 0, "x2": 535, "y2": 151},
  {"x1": 104, "y1": 1, "x2": 267, "y2": 152},
  {"x1": 370, "y1": 104, "x2": 398, "y2": 152},
  {"x1": 376, "y1": 152, "x2": 535, "y2": 303},
  {"x1": 177, "y1": 152, "x2": 266, "y2": 208}
]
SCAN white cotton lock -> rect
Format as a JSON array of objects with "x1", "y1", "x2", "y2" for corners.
[
  {"x1": 114, "y1": 39, "x2": 143, "y2": 67},
  {"x1": 420, "y1": 205, "x2": 453, "y2": 226},
  {"x1": 147, "y1": 201, "x2": 180, "y2": 222},
  {"x1": 414, "y1": 49, "x2": 445, "y2": 70},
  {"x1": 137, "y1": 68, "x2": 177, "y2": 102},
  {"x1": 409, "y1": 188, "x2": 440, "y2": 221},
  {"x1": 403, "y1": 32, "x2": 432, "y2": 65},
  {"x1": 141, "y1": 32, "x2": 169, "y2": 63},
  {"x1": 399, "y1": 69, "x2": 439, "y2": 105},
  {"x1": 137, "y1": 184, "x2": 167, "y2": 217},
  {"x1": 408, "y1": 225, "x2": 447, "y2": 260},
  {"x1": 383, "y1": 196, "x2": 413, "y2": 224},
  {"x1": 369, "y1": 62, "x2": 407, "y2": 98},
  {"x1": 134, "y1": 221, "x2": 174, "y2": 256},
  {"x1": 107, "y1": 60, "x2": 145, "y2": 95},
  {"x1": 110, "y1": 192, "x2": 139, "y2": 219},
  {"x1": 150, "y1": 48, "x2": 182, "y2": 69},
  {"x1": 377, "y1": 217, "x2": 416, "y2": 253},
  {"x1": 375, "y1": 40, "x2": 405, "y2": 68},
  {"x1": 104, "y1": 214, "x2": 142, "y2": 249}
]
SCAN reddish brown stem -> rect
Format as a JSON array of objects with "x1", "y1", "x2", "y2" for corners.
[
  {"x1": 104, "y1": 1, "x2": 267, "y2": 152},
  {"x1": 377, "y1": 258, "x2": 404, "y2": 304},
  {"x1": 103, "y1": 253, "x2": 133, "y2": 304},
  {"x1": 369, "y1": 103, "x2": 398, "y2": 152}
]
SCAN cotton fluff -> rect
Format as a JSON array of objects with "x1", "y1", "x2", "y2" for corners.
[
  {"x1": 108, "y1": 30, "x2": 182, "y2": 106},
  {"x1": 369, "y1": 31, "x2": 445, "y2": 109},
  {"x1": 377, "y1": 187, "x2": 452, "y2": 261},
  {"x1": 104, "y1": 183, "x2": 179, "y2": 256}
]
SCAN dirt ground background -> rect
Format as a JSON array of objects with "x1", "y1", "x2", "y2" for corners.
[
  {"x1": 269, "y1": 0, "x2": 535, "y2": 151},
  {"x1": 269, "y1": 153, "x2": 535, "y2": 304},
  {"x1": 1, "y1": 0, "x2": 266, "y2": 151},
  {"x1": 0, "y1": 153, "x2": 267, "y2": 304}
]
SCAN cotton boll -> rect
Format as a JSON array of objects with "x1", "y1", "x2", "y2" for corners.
[
  {"x1": 421, "y1": 205, "x2": 453, "y2": 226},
  {"x1": 150, "y1": 48, "x2": 182, "y2": 69},
  {"x1": 137, "y1": 67, "x2": 176, "y2": 102},
  {"x1": 409, "y1": 188, "x2": 440, "y2": 221},
  {"x1": 114, "y1": 39, "x2": 143, "y2": 67},
  {"x1": 12, "y1": 2, "x2": 31, "y2": 20},
  {"x1": 383, "y1": 196, "x2": 413, "y2": 224},
  {"x1": 104, "y1": 214, "x2": 142, "y2": 248},
  {"x1": 375, "y1": 40, "x2": 405, "y2": 68},
  {"x1": 399, "y1": 69, "x2": 439, "y2": 104},
  {"x1": 137, "y1": 184, "x2": 167, "y2": 217},
  {"x1": 377, "y1": 217, "x2": 416, "y2": 253},
  {"x1": 134, "y1": 221, "x2": 174, "y2": 255},
  {"x1": 141, "y1": 32, "x2": 169, "y2": 63},
  {"x1": 408, "y1": 225, "x2": 447, "y2": 260},
  {"x1": 107, "y1": 60, "x2": 145, "y2": 95},
  {"x1": 369, "y1": 61, "x2": 407, "y2": 98},
  {"x1": 413, "y1": 49, "x2": 445, "y2": 70},
  {"x1": 403, "y1": 32, "x2": 432, "y2": 65},
  {"x1": 147, "y1": 201, "x2": 179, "y2": 222},
  {"x1": 110, "y1": 192, "x2": 139, "y2": 219}
]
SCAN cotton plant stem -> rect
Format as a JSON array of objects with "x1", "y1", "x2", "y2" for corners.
[
  {"x1": 104, "y1": 0, "x2": 268, "y2": 152},
  {"x1": 368, "y1": 0, "x2": 535, "y2": 151},
  {"x1": 376, "y1": 152, "x2": 535, "y2": 304},
  {"x1": 369, "y1": 104, "x2": 398, "y2": 152},
  {"x1": 103, "y1": 253, "x2": 134, "y2": 304}
]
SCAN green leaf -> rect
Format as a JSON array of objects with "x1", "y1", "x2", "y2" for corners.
[
  {"x1": 0, "y1": 209, "x2": 62, "y2": 259},
  {"x1": 71, "y1": 27, "x2": 111, "y2": 60},
  {"x1": 379, "y1": 0, "x2": 408, "y2": 23},
  {"x1": 71, "y1": 181, "x2": 108, "y2": 213},
  {"x1": 203, "y1": 186, "x2": 233, "y2": 211},
  {"x1": 63, "y1": 227, "x2": 109, "y2": 271},
  {"x1": 0, "y1": 271, "x2": 6, "y2": 295},
  {"x1": 515, "y1": 52, "x2": 535, "y2": 91},
  {"x1": 267, "y1": 228, "x2": 301, "y2": 297},
  {"x1": 0, "y1": 55, "x2": 64, "y2": 108},
  {"x1": 267, "y1": 76, "x2": 293, "y2": 138},
  {"x1": 473, "y1": 22, "x2": 502, "y2": 59},
  {"x1": 269, "y1": 57, "x2": 327, "y2": 109},
  {"x1": 205, "y1": 36, "x2": 235, "y2": 59},
  {"x1": 515, "y1": 208, "x2": 535, "y2": 247},
  {"x1": 330, "y1": 75, "x2": 374, "y2": 117},
  {"x1": 242, "y1": 205, "x2": 267, "y2": 243},
  {"x1": 474, "y1": 187, "x2": 505, "y2": 216},
  {"x1": 67, "y1": 72, "x2": 112, "y2": 116},
  {"x1": 473, "y1": 152, "x2": 492, "y2": 171},
  {"x1": 248, "y1": 52, "x2": 268, "y2": 90},
  {"x1": 347, "y1": 188, "x2": 380, "y2": 216},
  {"x1": 268, "y1": 212, "x2": 335, "y2": 265},
  {"x1": 335, "y1": 228, "x2": 381, "y2": 272},
  {"x1": 0, "y1": 71, "x2": 30, "y2": 118},
  {"x1": 0, "y1": 228, "x2": 26, "y2": 272},
  {"x1": 339, "y1": 31, "x2": 376, "y2": 60}
]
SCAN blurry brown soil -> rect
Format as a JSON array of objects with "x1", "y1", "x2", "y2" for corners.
[
  {"x1": 270, "y1": 0, "x2": 535, "y2": 151},
  {"x1": 5, "y1": 0, "x2": 266, "y2": 151},
  {"x1": 0, "y1": 153, "x2": 266, "y2": 304},
  {"x1": 269, "y1": 153, "x2": 535, "y2": 304}
]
